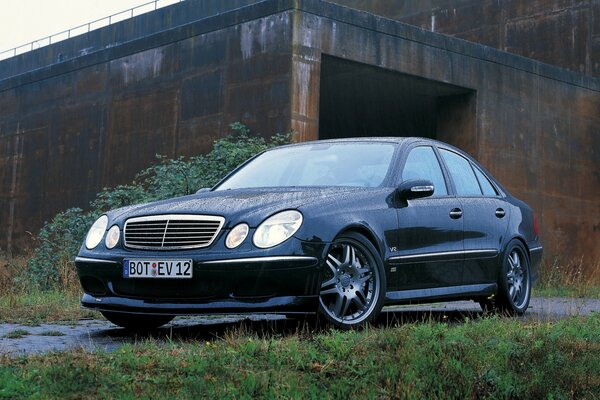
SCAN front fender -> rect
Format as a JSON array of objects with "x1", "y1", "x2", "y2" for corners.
[{"x1": 294, "y1": 208, "x2": 397, "y2": 262}]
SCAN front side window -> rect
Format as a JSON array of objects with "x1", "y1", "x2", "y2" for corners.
[
  {"x1": 401, "y1": 146, "x2": 448, "y2": 196},
  {"x1": 439, "y1": 149, "x2": 482, "y2": 196}
]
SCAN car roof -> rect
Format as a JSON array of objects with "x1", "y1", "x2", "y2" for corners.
[{"x1": 274, "y1": 136, "x2": 449, "y2": 148}]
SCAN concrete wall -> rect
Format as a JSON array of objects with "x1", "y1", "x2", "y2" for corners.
[
  {"x1": 0, "y1": 1, "x2": 295, "y2": 252},
  {"x1": 0, "y1": 0, "x2": 260, "y2": 81},
  {"x1": 0, "y1": 0, "x2": 599, "y2": 268},
  {"x1": 290, "y1": 1, "x2": 600, "y2": 266},
  {"x1": 331, "y1": 0, "x2": 600, "y2": 77}
]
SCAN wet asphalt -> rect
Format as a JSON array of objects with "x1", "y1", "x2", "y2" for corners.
[{"x1": 1, "y1": 297, "x2": 598, "y2": 357}]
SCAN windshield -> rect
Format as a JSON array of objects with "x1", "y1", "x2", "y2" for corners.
[{"x1": 215, "y1": 142, "x2": 396, "y2": 190}]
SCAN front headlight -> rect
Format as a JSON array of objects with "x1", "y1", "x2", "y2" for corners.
[
  {"x1": 253, "y1": 210, "x2": 303, "y2": 249},
  {"x1": 85, "y1": 215, "x2": 108, "y2": 249},
  {"x1": 105, "y1": 225, "x2": 120, "y2": 249}
]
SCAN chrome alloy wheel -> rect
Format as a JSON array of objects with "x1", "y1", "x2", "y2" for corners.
[
  {"x1": 319, "y1": 240, "x2": 380, "y2": 325},
  {"x1": 506, "y1": 248, "x2": 529, "y2": 309}
]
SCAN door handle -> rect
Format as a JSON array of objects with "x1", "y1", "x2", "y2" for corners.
[
  {"x1": 495, "y1": 208, "x2": 506, "y2": 218},
  {"x1": 449, "y1": 208, "x2": 462, "y2": 219}
]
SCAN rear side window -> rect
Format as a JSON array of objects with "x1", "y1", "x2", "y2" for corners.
[
  {"x1": 402, "y1": 146, "x2": 448, "y2": 196},
  {"x1": 473, "y1": 166, "x2": 498, "y2": 196},
  {"x1": 439, "y1": 149, "x2": 482, "y2": 196}
]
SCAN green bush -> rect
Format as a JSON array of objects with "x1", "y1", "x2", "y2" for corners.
[
  {"x1": 27, "y1": 123, "x2": 291, "y2": 290},
  {"x1": 27, "y1": 208, "x2": 92, "y2": 289}
]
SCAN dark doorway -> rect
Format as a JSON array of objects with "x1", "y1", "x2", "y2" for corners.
[{"x1": 318, "y1": 56, "x2": 476, "y2": 152}]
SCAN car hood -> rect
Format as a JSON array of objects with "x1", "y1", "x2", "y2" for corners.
[{"x1": 107, "y1": 187, "x2": 363, "y2": 228}]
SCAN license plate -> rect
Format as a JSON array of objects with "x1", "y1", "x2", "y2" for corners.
[{"x1": 123, "y1": 259, "x2": 193, "y2": 279}]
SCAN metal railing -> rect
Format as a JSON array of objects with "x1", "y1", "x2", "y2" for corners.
[{"x1": 0, "y1": 0, "x2": 184, "y2": 61}]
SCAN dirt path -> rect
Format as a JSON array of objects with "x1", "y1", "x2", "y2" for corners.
[{"x1": 1, "y1": 297, "x2": 598, "y2": 357}]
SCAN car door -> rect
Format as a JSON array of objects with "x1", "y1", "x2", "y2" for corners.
[
  {"x1": 391, "y1": 145, "x2": 464, "y2": 290},
  {"x1": 438, "y1": 148, "x2": 510, "y2": 285}
]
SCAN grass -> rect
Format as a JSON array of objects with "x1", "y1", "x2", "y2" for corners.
[
  {"x1": 38, "y1": 331, "x2": 66, "y2": 337},
  {"x1": 2, "y1": 329, "x2": 29, "y2": 339},
  {"x1": 0, "y1": 254, "x2": 599, "y2": 397},
  {"x1": 0, "y1": 255, "x2": 95, "y2": 324},
  {"x1": 0, "y1": 291, "x2": 95, "y2": 325},
  {"x1": 534, "y1": 286, "x2": 600, "y2": 299},
  {"x1": 0, "y1": 314, "x2": 599, "y2": 399},
  {"x1": 536, "y1": 258, "x2": 600, "y2": 299}
]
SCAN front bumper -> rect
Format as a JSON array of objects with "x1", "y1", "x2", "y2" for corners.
[
  {"x1": 75, "y1": 240, "x2": 325, "y2": 315},
  {"x1": 80, "y1": 292, "x2": 318, "y2": 315}
]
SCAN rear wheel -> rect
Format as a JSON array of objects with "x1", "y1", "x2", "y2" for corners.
[
  {"x1": 318, "y1": 232, "x2": 386, "y2": 329},
  {"x1": 101, "y1": 311, "x2": 174, "y2": 330},
  {"x1": 483, "y1": 239, "x2": 531, "y2": 315}
]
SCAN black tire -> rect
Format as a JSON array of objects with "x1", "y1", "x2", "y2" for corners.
[
  {"x1": 317, "y1": 232, "x2": 386, "y2": 329},
  {"x1": 101, "y1": 311, "x2": 174, "y2": 331},
  {"x1": 494, "y1": 239, "x2": 531, "y2": 315}
]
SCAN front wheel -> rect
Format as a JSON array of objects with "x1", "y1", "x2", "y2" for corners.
[
  {"x1": 101, "y1": 311, "x2": 174, "y2": 331},
  {"x1": 486, "y1": 239, "x2": 531, "y2": 315},
  {"x1": 318, "y1": 232, "x2": 386, "y2": 329}
]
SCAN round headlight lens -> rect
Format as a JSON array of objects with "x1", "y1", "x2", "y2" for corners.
[
  {"x1": 225, "y1": 223, "x2": 249, "y2": 249},
  {"x1": 253, "y1": 210, "x2": 303, "y2": 249},
  {"x1": 105, "y1": 225, "x2": 121, "y2": 249},
  {"x1": 85, "y1": 215, "x2": 108, "y2": 249}
]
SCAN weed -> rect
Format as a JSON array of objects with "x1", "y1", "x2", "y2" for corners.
[
  {"x1": 3, "y1": 329, "x2": 29, "y2": 339},
  {"x1": 38, "y1": 331, "x2": 66, "y2": 337},
  {"x1": 0, "y1": 291, "x2": 95, "y2": 324},
  {"x1": 537, "y1": 258, "x2": 600, "y2": 298},
  {"x1": 0, "y1": 257, "x2": 29, "y2": 297}
]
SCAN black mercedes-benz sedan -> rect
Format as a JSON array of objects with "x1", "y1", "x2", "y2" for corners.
[{"x1": 75, "y1": 138, "x2": 543, "y2": 330}]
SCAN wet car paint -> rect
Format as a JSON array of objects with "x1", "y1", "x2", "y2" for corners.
[{"x1": 75, "y1": 137, "x2": 543, "y2": 316}]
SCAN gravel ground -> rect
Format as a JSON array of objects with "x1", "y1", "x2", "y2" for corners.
[{"x1": 1, "y1": 297, "x2": 598, "y2": 357}]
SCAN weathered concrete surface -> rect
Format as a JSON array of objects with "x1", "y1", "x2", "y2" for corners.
[
  {"x1": 0, "y1": 0, "x2": 260, "y2": 81},
  {"x1": 291, "y1": 1, "x2": 600, "y2": 269},
  {"x1": 1, "y1": 298, "x2": 598, "y2": 357},
  {"x1": 0, "y1": 314, "x2": 287, "y2": 357},
  {"x1": 0, "y1": 0, "x2": 599, "y2": 270},
  {"x1": 331, "y1": 0, "x2": 600, "y2": 77},
  {"x1": 0, "y1": 1, "x2": 295, "y2": 253}
]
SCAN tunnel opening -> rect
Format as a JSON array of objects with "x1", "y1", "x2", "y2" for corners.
[{"x1": 318, "y1": 56, "x2": 477, "y2": 153}]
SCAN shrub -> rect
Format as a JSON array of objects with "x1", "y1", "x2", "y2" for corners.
[
  {"x1": 26, "y1": 123, "x2": 291, "y2": 290},
  {"x1": 27, "y1": 208, "x2": 91, "y2": 290}
]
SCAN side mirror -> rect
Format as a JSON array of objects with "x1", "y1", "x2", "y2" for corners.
[
  {"x1": 398, "y1": 179, "x2": 435, "y2": 200},
  {"x1": 196, "y1": 188, "x2": 210, "y2": 194}
]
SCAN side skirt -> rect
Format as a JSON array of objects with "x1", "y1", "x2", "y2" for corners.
[{"x1": 385, "y1": 283, "x2": 497, "y2": 305}]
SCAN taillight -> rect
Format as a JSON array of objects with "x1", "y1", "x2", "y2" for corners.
[{"x1": 533, "y1": 214, "x2": 539, "y2": 237}]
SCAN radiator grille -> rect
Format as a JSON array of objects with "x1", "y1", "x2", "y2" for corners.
[{"x1": 124, "y1": 214, "x2": 225, "y2": 250}]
